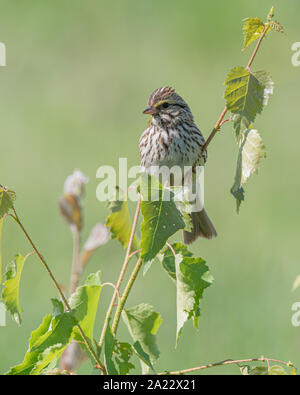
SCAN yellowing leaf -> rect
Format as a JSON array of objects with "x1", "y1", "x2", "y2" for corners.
[
  {"x1": 242, "y1": 17, "x2": 264, "y2": 50},
  {"x1": 2, "y1": 253, "x2": 29, "y2": 325},
  {"x1": 106, "y1": 188, "x2": 139, "y2": 250},
  {"x1": 268, "y1": 365, "x2": 287, "y2": 375}
]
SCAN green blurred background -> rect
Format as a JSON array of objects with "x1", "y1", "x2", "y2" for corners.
[{"x1": 0, "y1": 0, "x2": 299, "y2": 375}]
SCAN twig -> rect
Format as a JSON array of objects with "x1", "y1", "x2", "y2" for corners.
[
  {"x1": 102, "y1": 282, "x2": 121, "y2": 300},
  {"x1": 9, "y1": 208, "x2": 106, "y2": 374},
  {"x1": 159, "y1": 356, "x2": 296, "y2": 375},
  {"x1": 166, "y1": 242, "x2": 176, "y2": 258},
  {"x1": 128, "y1": 249, "x2": 142, "y2": 259},
  {"x1": 201, "y1": 22, "x2": 268, "y2": 156},
  {"x1": 98, "y1": 194, "x2": 142, "y2": 351},
  {"x1": 69, "y1": 225, "x2": 81, "y2": 295},
  {"x1": 61, "y1": 225, "x2": 81, "y2": 372}
]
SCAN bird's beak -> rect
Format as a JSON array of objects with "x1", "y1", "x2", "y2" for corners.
[{"x1": 143, "y1": 106, "x2": 158, "y2": 115}]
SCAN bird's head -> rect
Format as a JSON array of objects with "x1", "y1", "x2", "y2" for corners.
[{"x1": 143, "y1": 86, "x2": 193, "y2": 126}]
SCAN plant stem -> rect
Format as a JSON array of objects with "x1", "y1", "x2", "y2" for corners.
[
  {"x1": 159, "y1": 356, "x2": 296, "y2": 375},
  {"x1": 10, "y1": 208, "x2": 106, "y2": 374},
  {"x1": 111, "y1": 257, "x2": 143, "y2": 335},
  {"x1": 247, "y1": 24, "x2": 267, "y2": 69},
  {"x1": 69, "y1": 226, "x2": 81, "y2": 295},
  {"x1": 201, "y1": 23, "x2": 268, "y2": 155},
  {"x1": 61, "y1": 225, "x2": 81, "y2": 372},
  {"x1": 98, "y1": 194, "x2": 142, "y2": 351}
]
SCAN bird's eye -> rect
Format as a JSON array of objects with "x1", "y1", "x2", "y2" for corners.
[{"x1": 162, "y1": 102, "x2": 170, "y2": 109}]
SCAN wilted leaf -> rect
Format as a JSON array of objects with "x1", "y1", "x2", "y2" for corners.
[
  {"x1": 122, "y1": 303, "x2": 162, "y2": 374},
  {"x1": 0, "y1": 187, "x2": 16, "y2": 218},
  {"x1": 58, "y1": 194, "x2": 82, "y2": 231},
  {"x1": 106, "y1": 188, "x2": 139, "y2": 250},
  {"x1": 69, "y1": 271, "x2": 102, "y2": 343},
  {"x1": 2, "y1": 253, "x2": 30, "y2": 325},
  {"x1": 231, "y1": 129, "x2": 266, "y2": 212},
  {"x1": 140, "y1": 175, "x2": 185, "y2": 264},
  {"x1": 7, "y1": 300, "x2": 77, "y2": 375},
  {"x1": 242, "y1": 17, "x2": 264, "y2": 50}
]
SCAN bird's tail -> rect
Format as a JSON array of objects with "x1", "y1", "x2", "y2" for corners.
[{"x1": 183, "y1": 208, "x2": 217, "y2": 244}]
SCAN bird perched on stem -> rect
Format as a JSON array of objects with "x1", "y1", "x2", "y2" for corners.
[{"x1": 139, "y1": 86, "x2": 217, "y2": 244}]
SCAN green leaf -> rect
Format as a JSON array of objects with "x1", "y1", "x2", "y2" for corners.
[
  {"x1": 106, "y1": 188, "x2": 139, "y2": 250},
  {"x1": 248, "y1": 366, "x2": 269, "y2": 375},
  {"x1": 69, "y1": 271, "x2": 102, "y2": 343},
  {"x1": 160, "y1": 243, "x2": 193, "y2": 281},
  {"x1": 7, "y1": 300, "x2": 77, "y2": 375},
  {"x1": 225, "y1": 67, "x2": 265, "y2": 132},
  {"x1": 114, "y1": 342, "x2": 135, "y2": 375},
  {"x1": 122, "y1": 303, "x2": 162, "y2": 374},
  {"x1": 0, "y1": 217, "x2": 3, "y2": 284},
  {"x1": 1, "y1": 253, "x2": 29, "y2": 325},
  {"x1": 175, "y1": 252, "x2": 213, "y2": 345},
  {"x1": 242, "y1": 17, "x2": 264, "y2": 50},
  {"x1": 132, "y1": 340, "x2": 154, "y2": 373},
  {"x1": 140, "y1": 175, "x2": 185, "y2": 263},
  {"x1": 229, "y1": 70, "x2": 274, "y2": 140},
  {"x1": 159, "y1": 243, "x2": 213, "y2": 344},
  {"x1": 0, "y1": 187, "x2": 16, "y2": 218},
  {"x1": 103, "y1": 322, "x2": 118, "y2": 375},
  {"x1": 231, "y1": 129, "x2": 266, "y2": 212}
]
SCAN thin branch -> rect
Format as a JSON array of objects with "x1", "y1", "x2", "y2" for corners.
[
  {"x1": 166, "y1": 242, "x2": 176, "y2": 258},
  {"x1": 102, "y1": 282, "x2": 121, "y2": 300},
  {"x1": 128, "y1": 249, "x2": 142, "y2": 259},
  {"x1": 9, "y1": 207, "x2": 106, "y2": 374},
  {"x1": 201, "y1": 22, "x2": 269, "y2": 156},
  {"x1": 160, "y1": 356, "x2": 296, "y2": 375},
  {"x1": 98, "y1": 194, "x2": 142, "y2": 351},
  {"x1": 69, "y1": 225, "x2": 81, "y2": 295},
  {"x1": 247, "y1": 24, "x2": 267, "y2": 69},
  {"x1": 111, "y1": 257, "x2": 143, "y2": 335}
]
